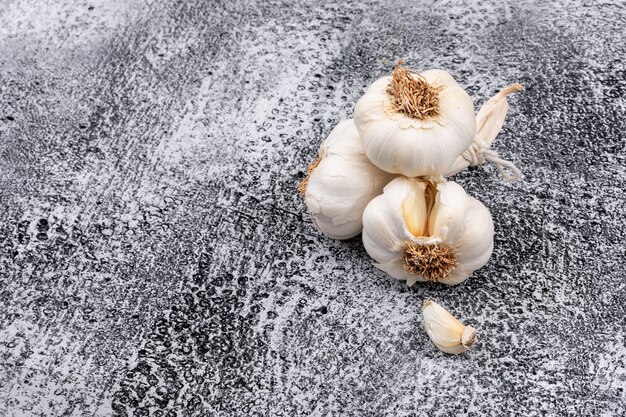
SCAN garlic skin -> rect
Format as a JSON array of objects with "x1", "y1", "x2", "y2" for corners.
[
  {"x1": 354, "y1": 62, "x2": 476, "y2": 177},
  {"x1": 423, "y1": 300, "x2": 477, "y2": 355},
  {"x1": 303, "y1": 119, "x2": 395, "y2": 240},
  {"x1": 446, "y1": 83, "x2": 523, "y2": 180},
  {"x1": 361, "y1": 176, "x2": 493, "y2": 285}
]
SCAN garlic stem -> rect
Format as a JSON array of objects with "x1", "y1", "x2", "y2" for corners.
[{"x1": 446, "y1": 83, "x2": 524, "y2": 181}]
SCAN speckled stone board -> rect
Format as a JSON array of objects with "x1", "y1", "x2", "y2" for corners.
[{"x1": 1, "y1": 0, "x2": 625, "y2": 416}]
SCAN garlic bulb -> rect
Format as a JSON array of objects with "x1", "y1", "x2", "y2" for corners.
[
  {"x1": 446, "y1": 83, "x2": 523, "y2": 180},
  {"x1": 301, "y1": 119, "x2": 395, "y2": 240},
  {"x1": 423, "y1": 300, "x2": 476, "y2": 354},
  {"x1": 354, "y1": 60, "x2": 476, "y2": 177},
  {"x1": 361, "y1": 176, "x2": 493, "y2": 285}
]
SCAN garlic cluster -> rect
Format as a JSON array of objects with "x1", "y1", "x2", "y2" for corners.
[
  {"x1": 354, "y1": 60, "x2": 476, "y2": 177},
  {"x1": 296, "y1": 60, "x2": 527, "y2": 355},
  {"x1": 300, "y1": 59, "x2": 523, "y2": 290},
  {"x1": 423, "y1": 300, "x2": 476, "y2": 354},
  {"x1": 301, "y1": 119, "x2": 394, "y2": 239},
  {"x1": 362, "y1": 176, "x2": 493, "y2": 286}
]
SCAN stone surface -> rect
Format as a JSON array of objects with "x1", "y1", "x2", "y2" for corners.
[{"x1": 1, "y1": 0, "x2": 625, "y2": 416}]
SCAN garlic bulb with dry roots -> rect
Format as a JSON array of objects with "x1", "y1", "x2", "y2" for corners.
[
  {"x1": 354, "y1": 60, "x2": 476, "y2": 177},
  {"x1": 362, "y1": 176, "x2": 494, "y2": 285},
  {"x1": 300, "y1": 119, "x2": 395, "y2": 240},
  {"x1": 423, "y1": 300, "x2": 476, "y2": 354},
  {"x1": 446, "y1": 83, "x2": 524, "y2": 180}
]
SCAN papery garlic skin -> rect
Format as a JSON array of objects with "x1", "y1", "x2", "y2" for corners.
[
  {"x1": 362, "y1": 176, "x2": 493, "y2": 285},
  {"x1": 303, "y1": 119, "x2": 395, "y2": 240},
  {"x1": 423, "y1": 300, "x2": 476, "y2": 355},
  {"x1": 354, "y1": 64, "x2": 476, "y2": 177},
  {"x1": 446, "y1": 83, "x2": 523, "y2": 180}
]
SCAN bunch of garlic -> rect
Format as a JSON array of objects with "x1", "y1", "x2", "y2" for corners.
[
  {"x1": 300, "y1": 119, "x2": 395, "y2": 239},
  {"x1": 354, "y1": 61, "x2": 476, "y2": 177},
  {"x1": 362, "y1": 176, "x2": 494, "y2": 286},
  {"x1": 298, "y1": 60, "x2": 525, "y2": 354},
  {"x1": 300, "y1": 59, "x2": 522, "y2": 286}
]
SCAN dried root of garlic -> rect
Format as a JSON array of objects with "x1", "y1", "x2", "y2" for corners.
[{"x1": 423, "y1": 300, "x2": 476, "y2": 355}]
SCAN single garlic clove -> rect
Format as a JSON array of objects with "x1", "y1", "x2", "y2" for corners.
[
  {"x1": 362, "y1": 178, "x2": 424, "y2": 264},
  {"x1": 401, "y1": 181, "x2": 428, "y2": 237},
  {"x1": 422, "y1": 300, "x2": 477, "y2": 355}
]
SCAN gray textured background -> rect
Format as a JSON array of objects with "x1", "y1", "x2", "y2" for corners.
[{"x1": 1, "y1": 0, "x2": 625, "y2": 416}]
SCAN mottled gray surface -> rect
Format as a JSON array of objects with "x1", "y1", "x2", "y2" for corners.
[{"x1": 1, "y1": 0, "x2": 625, "y2": 416}]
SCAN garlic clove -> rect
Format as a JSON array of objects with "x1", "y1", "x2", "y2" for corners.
[
  {"x1": 452, "y1": 198, "x2": 495, "y2": 267},
  {"x1": 423, "y1": 300, "x2": 477, "y2": 354},
  {"x1": 362, "y1": 181, "x2": 413, "y2": 263},
  {"x1": 427, "y1": 182, "x2": 495, "y2": 283},
  {"x1": 427, "y1": 181, "x2": 470, "y2": 242},
  {"x1": 401, "y1": 181, "x2": 428, "y2": 237}
]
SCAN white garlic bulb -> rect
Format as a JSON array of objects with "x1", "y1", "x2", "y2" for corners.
[
  {"x1": 362, "y1": 176, "x2": 493, "y2": 285},
  {"x1": 354, "y1": 60, "x2": 476, "y2": 177},
  {"x1": 423, "y1": 300, "x2": 476, "y2": 355},
  {"x1": 301, "y1": 119, "x2": 395, "y2": 240},
  {"x1": 446, "y1": 83, "x2": 523, "y2": 180}
]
